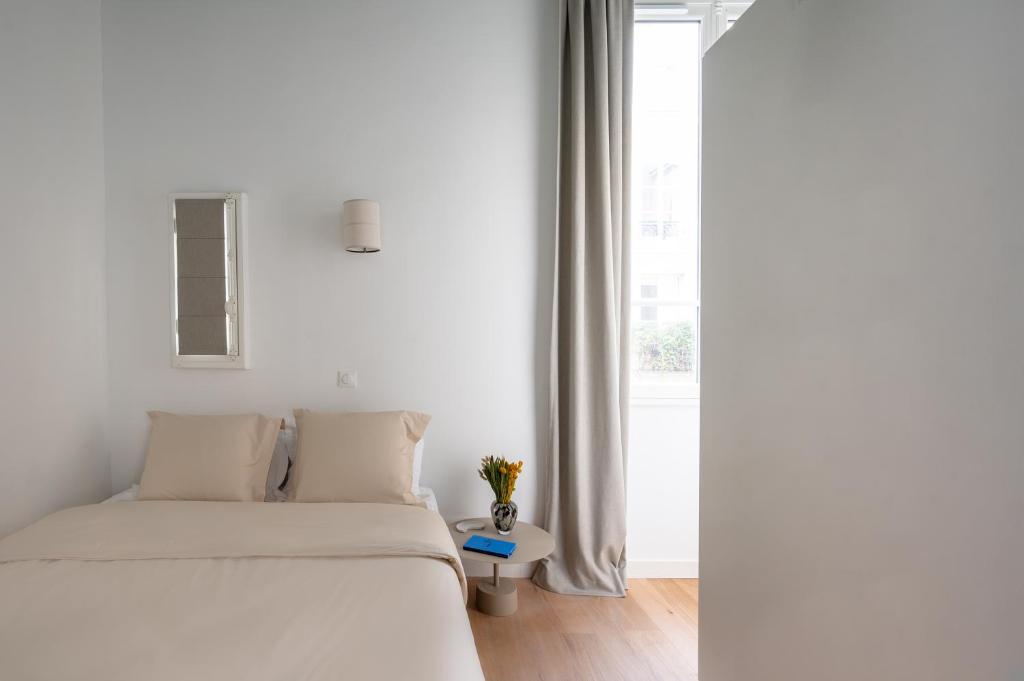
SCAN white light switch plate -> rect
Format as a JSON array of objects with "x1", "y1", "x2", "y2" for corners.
[{"x1": 337, "y1": 370, "x2": 358, "y2": 388}]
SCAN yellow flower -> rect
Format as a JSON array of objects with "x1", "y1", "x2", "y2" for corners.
[{"x1": 499, "y1": 467, "x2": 507, "y2": 475}]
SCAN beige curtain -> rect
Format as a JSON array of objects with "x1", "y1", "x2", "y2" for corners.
[{"x1": 533, "y1": 0, "x2": 632, "y2": 597}]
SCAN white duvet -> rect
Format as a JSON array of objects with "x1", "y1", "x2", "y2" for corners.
[{"x1": 0, "y1": 501, "x2": 483, "y2": 681}]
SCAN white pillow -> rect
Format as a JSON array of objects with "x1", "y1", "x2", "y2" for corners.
[
  {"x1": 102, "y1": 484, "x2": 140, "y2": 503},
  {"x1": 265, "y1": 424, "x2": 295, "y2": 501},
  {"x1": 412, "y1": 438, "x2": 425, "y2": 495}
]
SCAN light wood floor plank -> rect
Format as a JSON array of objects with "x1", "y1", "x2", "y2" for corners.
[{"x1": 468, "y1": 578, "x2": 699, "y2": 681}]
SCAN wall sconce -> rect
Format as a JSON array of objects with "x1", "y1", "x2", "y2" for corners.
[{"x1": 342, "y1": 199, "x2": 381, "y2": 253}]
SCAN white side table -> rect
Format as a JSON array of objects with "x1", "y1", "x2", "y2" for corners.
[{"x1": 448, "y1": 518, "x2": 555, "y2": 616}]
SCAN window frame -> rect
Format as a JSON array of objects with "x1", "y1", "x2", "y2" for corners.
[
  {"x1": 636, "y1": 1, "x2": 751, "y2": 52},
  {"x1": 631, "y1": 2, "x2": 752, "y2": 403},
  {"x1": 169, "y1": 192, "x2": 251, "y2": 369}
]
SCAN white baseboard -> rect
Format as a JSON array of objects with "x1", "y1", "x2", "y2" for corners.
[{"x1": 628, "y1": 560, "x2": 699, "y2": 579}]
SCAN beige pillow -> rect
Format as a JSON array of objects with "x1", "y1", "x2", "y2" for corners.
[
  {"x1": 290, "y1": 410, "x2": 430, "y2": 505},
  {"x1": 138, "y1": 412, "x2": 279, "y2": 501}
]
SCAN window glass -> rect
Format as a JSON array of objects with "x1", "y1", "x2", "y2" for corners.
[{"x1": 631, "y1": 20, "x2": 702, "y2": 396}]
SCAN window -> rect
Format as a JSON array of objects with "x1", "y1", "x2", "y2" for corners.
[
  {"x1": 170, "y1": 192, "x2": 250, "y2": 369},
  {"x1": 631, "y1": 12, "x2": 701, "y2": 399},
  {"x1": 630, "y1": 3, "x2": 751, "y2": 400}
]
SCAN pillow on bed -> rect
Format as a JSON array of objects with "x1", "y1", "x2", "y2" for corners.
[
  {"x1": 290, "y1": 409, "x2": 430, "y2": 505},
  {"x1": 412, "y1": 438, "x2": 425, "y2": 494},
  {"x1": 277, "y1": 434, "x2": 421, "y2": 501},
  {"x1": 138, "y1": 412, "x2": 279, "y2": 502},
  {"x1": 265, "y1": 424, "x2": 295, "y2": 501}
]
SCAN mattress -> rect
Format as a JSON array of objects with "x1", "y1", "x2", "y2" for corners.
[{"x1": 0, "y1": 501, "x2": 483, "y2": 681}]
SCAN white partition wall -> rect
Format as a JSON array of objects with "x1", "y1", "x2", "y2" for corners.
[{"x1": 700, "y1": 1, "x2": 1024, "y2": 679}]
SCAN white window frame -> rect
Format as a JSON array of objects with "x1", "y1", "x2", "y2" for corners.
[
  {"x1": 636, "y1": 1, "x2": 751, "y2": 52},
  {"x1": 631, "y1": 1, "x2": 752, "y2": 403},
  {"x1": 169, "y1": 192, "x2": 250, "y2": 369}
]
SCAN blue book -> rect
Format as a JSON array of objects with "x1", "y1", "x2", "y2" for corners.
[{"x1": 464, "y1": 535, "x2": 517, "y2": 559}]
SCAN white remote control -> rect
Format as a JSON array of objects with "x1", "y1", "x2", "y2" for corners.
[{"x1": 455, "y1": 519, "x2": 486, "y2": 533}]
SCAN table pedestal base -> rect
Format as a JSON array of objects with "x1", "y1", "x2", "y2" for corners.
[{"x1": 475, "y1": 578, "x2": 518, "y2": 616}]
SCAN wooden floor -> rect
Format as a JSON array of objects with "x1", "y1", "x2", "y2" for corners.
[{"x1": 468, "y1": 578, "x2": 698, "y2": 681}]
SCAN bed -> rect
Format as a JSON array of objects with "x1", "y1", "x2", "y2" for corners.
[{"x1": 0, "y1": 500, "x2": 484, "y2": 681}]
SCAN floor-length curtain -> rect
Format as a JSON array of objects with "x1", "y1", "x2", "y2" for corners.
[{"x1": 532, "y1": 0, "x2": 632, "y2": 597}]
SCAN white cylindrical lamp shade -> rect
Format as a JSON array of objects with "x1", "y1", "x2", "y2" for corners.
[{"x1": 342, "y1": 199, "x2": 381, "y2": 253}]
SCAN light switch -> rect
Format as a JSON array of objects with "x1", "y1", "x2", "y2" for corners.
[{"x1": 337, "y1": 370, "x2": 358, "y2": 389}]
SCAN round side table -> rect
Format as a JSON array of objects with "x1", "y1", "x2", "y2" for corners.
[{"x1": 448, "y1": 518, "x2": 554, "y2": 617}]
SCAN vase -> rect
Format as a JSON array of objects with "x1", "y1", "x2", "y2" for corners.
[{"x1": 490, "y1": 500, "x2": 518, "y2": 536}]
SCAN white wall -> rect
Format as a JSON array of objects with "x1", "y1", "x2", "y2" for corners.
[
  {"x1": 628, "y1": 403, "x2": 700, "y2": 577},
  {"x1": 701, "y1": 1, "x2": 1024, "y2": 679},
  {"x1": 0, "y1": 0, "x2": 110, "y2": 537},
  {"x1": 101, "y1": 0, "x2": 558, "y2": 528}
]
